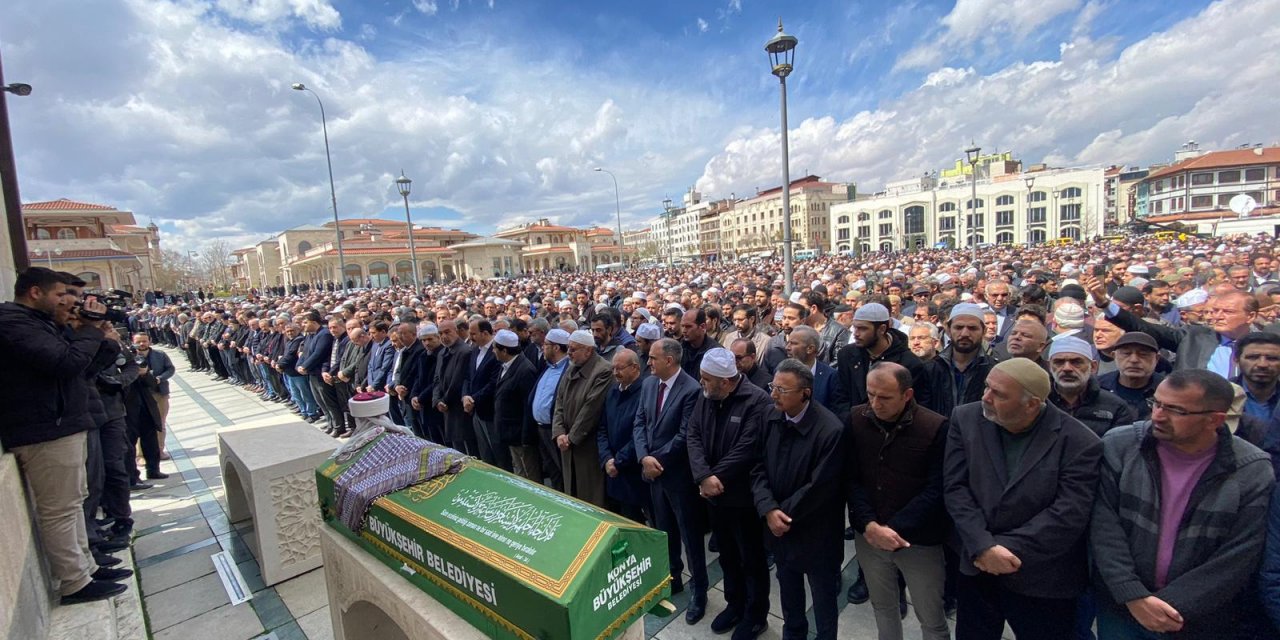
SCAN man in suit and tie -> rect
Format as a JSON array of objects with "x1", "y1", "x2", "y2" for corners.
[
  {"x1": 463, "y1": 319, "x2": 507, "y2": 471},
  {"x1": 633, "y1": 337, "x2": 707, "y2": 624},
  {"x1": 943, "y1": 358, "x2": 1102, "y2": 639},
  {"x1": 297, "y1": 312, "x2": 333, "y2": 425},
  {"x1": 391, "y1": 322, "x2": 425, "y2": 435},
  {"x1": 552, "y1": 330, "x2": 613, "y2": 507},
  {"x1": 433, "y1": 319, "x2": 477, "y2": 455},
  {"x1": 491, "y1": 329, "x2": 537, "y2": 472},
  {"x1": 985, "y1": 280, "x2": 1017, "y2": 343},
  {"x1": 785, "y1": 326, "x2": 835, "y2": 410},
  {"x1": 317, "y1": 317, "x2": 349, "y2": 435},
  {"x1": 364, "y1": 321, "x2": 394, "y2": 395}
]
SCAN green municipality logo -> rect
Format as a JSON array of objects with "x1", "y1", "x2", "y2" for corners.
[
  {"x1": 367, "y1": 514, "x2": 499, "y2": 607},
  {"x1": 592, "y1": 554, "x2": 654, "y2": 612}
]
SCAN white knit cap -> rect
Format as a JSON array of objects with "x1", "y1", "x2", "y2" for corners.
[
  {"x1": 569, "y1": 330, "x2": 596, "y2": 347},
  {"x1": 700, "y1": 348, "x2": 737, "y2": 378},
  {"x1": 854, "y1": 303, "x2": 890, "y2": 322},
  {"x1": 636, "y1": 323, "x2": 662, "y2": 341},
  {"x1": 1048, "y1": 335, "x2": 1095, "y2": 360},
  {"x1": 417, "y1": 322, "x2": 438, "y2": 337},
  {"x1": 494, "y1": 329, "x2": 519, "y2": 348},
  {"x1": 546, "y1": 328, "x2": 571, "y2": 345}
]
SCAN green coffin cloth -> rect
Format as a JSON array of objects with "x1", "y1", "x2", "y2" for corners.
[{"x1": 317, "y1": 434, "x2": 671, "y2": 640}]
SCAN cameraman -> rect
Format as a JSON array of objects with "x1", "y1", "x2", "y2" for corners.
[
  {"x1": 133, "y1": 332, "x2": 174, "y2": 461},
  {"x1": 91, "y1": 323, "x2": 139, "y2": 547},
  {"x1": 0, "y1": 267, "x2": 131, "y2": 604}
]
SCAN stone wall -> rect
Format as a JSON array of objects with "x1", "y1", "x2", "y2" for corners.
[{"x1": 0, "y1": 454, "x2": 51, "y2": 640}]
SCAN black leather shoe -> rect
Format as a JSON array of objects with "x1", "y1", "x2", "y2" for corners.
[
  {"x1": 685, "y1": 595, "x2": 707, "y2": 625},
  {"x1": 707, "y1": 533, "x2": 719, "y2": 553},
  {"x1": 94, "y1": 539, "x2": 129, "y2": 553},
  {"x1": 92, "y1": 567, "x2": 134, "y2": 582},
  {"x1": 847, "y1": 573, "x2": 869, "y2": 605},
  {"x1": 129, "y1": 482, "x2": 153, "y2": 491},
  {"x1": 710, "y1": 608, "x2": 742, "y2": 633},
  {"x1": 93, "y1": 553, "x2": 122, "y2": 568},
  {"x1": 146, "y1": 471, "x2": 170, "y2": 480},
  {"x1": 61, "y1": 580, "x2": 127, "y2": 605},
  {"x1": 731, "y1": 619, "x2": 768, "y2": 640}
]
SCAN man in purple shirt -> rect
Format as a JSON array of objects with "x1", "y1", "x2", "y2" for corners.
[{"x1": 1090, "y1": 369, "x2": 1274, "y2": 638}]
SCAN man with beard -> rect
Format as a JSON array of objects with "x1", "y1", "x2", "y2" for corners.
[
  {"x1": 1143, "y1": 280, "x2": 1180, "y2": 325},
  {"x1": 908, "y1": 323, "x2": 941, "y2": 363},
  {"x1": 1004, "y1": 319, "x2": 1050, "y2": 372},
  {"x1": 679, "y1": 309, "x2": 715, "y2": 378},
  {"x1": 925, "y1": 303, "x2": 996, "y2": 419},
  {"x1": 433, "y1": 319, "x2": 476, "y2": 455},
  {"x1": 786, "y1": 326, "x2": 835, "y2": 409},
  {"x1": 1099, "y1": 332, "x2": 1164, "y2": 422},
  {"x1": 832, "y1": 303, "x2": 931, "y2": 418},
  {"x1": 662, "y1": 307, "x2": 683, "y2": 340},
  {"x1": 410, "y1": 323, "x2": 444, "y2": 442},
  {"x1": 1175, "y1": 289, "x2": 1210, "y2": 327},
  {"x1": 1047, "y1": 336, "x2": 1137, "y2": 437},
  {"x1": 553, "y1": 330, "x2": 612, "y2": 508},
  {"x1": 721, "y1": 304, "x2": 772, "y2": 356},
  {"x1": 731, "y1": 338, "x2": 772, "y2": 390},
  {"x1": 985, "y1": 281, "x2": 1017, "y2": 341},
  {"x1": 944, "y1": 358, "x2": 1102, "y2": 639},
  {"x1": 802, "y1": 291, "x2": 849, "y2": 365},
  {"x1": 687, "y1": 348, "x2": 773, "y2": 639},
  {"x1": 1235, "y1": 332, "x2": 1280, "y2": 422}
]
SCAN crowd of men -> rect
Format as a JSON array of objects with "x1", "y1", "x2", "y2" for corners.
[
  {"x1": 0, "y1": 267, "x2": 175, "y2": 606},
  {"x1": 8, "y1": 230, "x2": 1280, "y2": 639}
]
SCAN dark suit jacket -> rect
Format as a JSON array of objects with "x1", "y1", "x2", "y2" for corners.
[
  {"x1": 632, "y1": 371, "x2": 701, "y2": 486},
  {"x1": 943, "y1": 401, "x2": 1103, "y2": 599},
  {"x1": 812, "y1": 359, "x2": 835, "y2": 410},
  {"x1": 464, "y1": 344, "x2": 502, "y2": 421},
  {"x1": 299, "y1": 329, "x2": 333, "y2": 376},
  {"x1": 139, "y1": 348, "x2": 175, "y2": 395},
  {"x1": 493, "y1": 354, "x2": 537, "y2": 446},
  {"x1": 1106, "y1": 305, "x2": 1225, "y2": 371},
  {"x1": 433, "y1": 340, "x2": 476, "y2": 443},
  {"x1": 394, "y1": 341, "x2": 425, "y2": 397}
]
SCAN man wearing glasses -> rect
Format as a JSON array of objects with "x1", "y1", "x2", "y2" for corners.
[
  {"x1": 1091, "y1": 370, "x2": 1273, "y2": 638},
  {"x1": 984, "y1": 281, "x2": 1016, "y2": 342}
]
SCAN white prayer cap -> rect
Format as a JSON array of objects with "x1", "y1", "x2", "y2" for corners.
[
  {"x1": 1176, "y1": 289, "x2": 1209, "y2": 309},
  {"x1": 569, "y1": 330, "x2": 596, "y2": 347},
  {"x1": 633, "y1": 291, "x2": 648, "y2": 301},
  {"x1": 853, "y1": 303, "x2": 890, "y2": 322},
  {"x1": 494, "y1": 329, "x2": 519, "y2": 348},
  {"x1": 546, "y1": 329, "x2": 571, "y2": 345},
  {"x1": 636, "y1": 323, "x2": 662, "y2": 341},
  {"x1": 417, "y1": 322, "x2": 438, "y2": 337},
  {"x1": 949, "y1": 303, "x2": 985, "y2": 324},
  {"x1": 1048, "y1": 335, "x2": 1094, "y2": 360},
  {"x1": 700, "y1": 349, "x2": 737, "y2": 378}
]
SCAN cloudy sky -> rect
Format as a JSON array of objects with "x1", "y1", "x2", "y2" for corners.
[{"x1": 3, "y1": 0, "x2": 1277, "y2": 253}]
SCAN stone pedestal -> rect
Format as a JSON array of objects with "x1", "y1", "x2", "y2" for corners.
[
  {"x1": 217, "y1": 421, "x2": 336, "y2": 586},
  {"x1": 320, "y1": 527, "x2": 643, "y2": 640},
  {"x1": 0, "y1": 453, "x2": 50, "y2": 640}
]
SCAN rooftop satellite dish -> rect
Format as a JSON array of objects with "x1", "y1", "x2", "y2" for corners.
[{"x1": 1229, "y1": 194, "x2": 1257, "y2": 218}]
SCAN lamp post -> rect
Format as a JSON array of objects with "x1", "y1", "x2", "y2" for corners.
[
  {"x1": 662, "y1": 197, "x2": 674, "y2": 266},
  {"x1": 593, "y1": 168, "x2": 626, "y2": 264},
  {"x1": 33, "y1": 247, "x2": 62, "y2": 268},
  {"x1": 766, "y1": 19, "x2": 798, "y2": 295},
  {"x1": 394, "y1": 171, "x2": 420, "y2": 289},
  {"x1": 1024, "y1": 175, "x2": 1035, "y2": 245},
  {"x1": 964, "y1": 143, "x2": 981, "y2": 264},
  {"x1": 291, "y1": 82, "x2": 346, "y2": 290}
]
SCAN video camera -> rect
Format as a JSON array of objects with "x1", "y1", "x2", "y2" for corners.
[{"x1": 78, "y1": 289, "x2": 133, "y2": 324}]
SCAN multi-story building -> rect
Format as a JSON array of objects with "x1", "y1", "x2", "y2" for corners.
[
  {"x1": 829, "y1": 158, "x2": 1105, "y2": 253},
  {"x1": 21, "y1": 198, "x2": 162, "y2": 292},
  {"x1": 1104, "y1": 165, "x2": 1151, "y2": 228},
  {"x1": 720, "y1": 175, "x2": 853, "y2": 259},
  {"x1": 1135, "y1": 144, "x2": 1280, "y2": 225},
  {"x1": 699, "y1": 198, "x2": 730, "y2": 261},
  {"x1": 494, "y1": 218, "x2": 634, "y2": 272}
]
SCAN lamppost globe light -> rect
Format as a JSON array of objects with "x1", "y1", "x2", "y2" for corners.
[
  {"x1": 291, "y1": 83, "x2": 306, "y2": 91},
  {"x1": 395, "y1": 171, "x2": 412, "y2": 197},
  {"x1": 4, "y1": 83, "x2": 32, "y2": 96},
  {"x1": 765, "y1": 19, "x2": 797, "y2": 295}
]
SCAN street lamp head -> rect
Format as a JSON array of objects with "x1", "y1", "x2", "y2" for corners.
[
  {"x1": 593, "y1": 167, "x2": 603, "y2": 172},
  {"x1": 395, "y1": 170, "x2": 412, "y2": 197},
  {"x1": 964, "y1": 143, "x2": 981, "y2": 165},
  {"x1": 4, "y1": 83, "x2": 33, "y2": 96},
  {"x1": 291, "y1": 83, "x2": 306, "y2": 91},
  {"x1": 765, "y1": 19, "x2": 798, "y2": 79},
  {"x1": 662, "y1": 197, "x2": 673, "y2": 213},
  {"x1": 1024, "y1": 175, "x2": 1035, "y2": 190}
]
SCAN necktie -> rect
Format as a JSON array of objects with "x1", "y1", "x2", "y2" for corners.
[{"x1": 656, "y1": 381, "x2": 668, "y2": 416}]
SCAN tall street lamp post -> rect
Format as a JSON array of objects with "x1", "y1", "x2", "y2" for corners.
[
  {"x1": 593, "y1": 168, "x2": 626, "y2": 264},
  {"x1": 766, "y1": 20, "x2": 798, "y2": 295},
  {"x1": 965, "y1": 143, "x2": 981, "y2": 264},
  {"x1": 394, "y1": 171, "x2": 420, "y2": 289},
  {"x1": 662, "y1": 198, "x2": 674, "y2": 266},
  {"x1": 291, "y1": 83, "x2": 346, "y2": 290},
  {"x1": 1024, "y1": 176, "x2": 1035, "y2": 245}
]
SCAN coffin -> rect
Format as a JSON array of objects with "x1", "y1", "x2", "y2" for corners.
[{"x1": 316, "y1": 435, "x2": 670, "y2": 640}]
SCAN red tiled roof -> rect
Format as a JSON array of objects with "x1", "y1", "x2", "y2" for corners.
[
  {"x1": 1145, "y1": 205, "x2": 1280, "y2": 223},
  {"x1": 303, "y1": 246, "x2": 457, "y2": 257},
  {"x1": 27, "y1": 248, "x2": 135, "y2": 259},
  {"x1": 1145, "y1": 147, "x2": 1280, "y2": 181},
  {"x1": 24, "y1": 198, "x2": 117, "y2": 211},
  {"x1": 585, "y1": 227, "x2": 614, "y2": 236}
]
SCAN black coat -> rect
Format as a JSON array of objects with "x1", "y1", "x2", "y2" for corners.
[
  {"x1": 1048, "y1": 378, "x2": 1139, "y2": 437},
  {"x1": 943, "y1": 401, "x2": 1102, "y2": 599},
  {"x1": 750, "y1": 402, "x2": 849, "y2": 571},
  {"x1": 831, "y1": 329, "x2": 932, "y2": 419},
  {"x1": 433, "y1": 340, "x2": 476, "y2": 444},
  {"x1": 687, "y1": 376, "x2": 773, "y2": 509},
  {"x1": 493, "y1": 355, "x2": 537, "y2": 446},
  {"x1": 596, "y1": 375, "x2": 650, "y2": 507},
  {"x1": 464, "y1": 344, "x2": 502, "y2": 421},
  {"x1": 847, "y1": 402, "x2": 950, "y2": 546},
  {"x1": 923, "y1": 348, "x2": 995, "y2": 419}
]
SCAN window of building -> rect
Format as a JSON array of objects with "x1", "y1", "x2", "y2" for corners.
[
  {"x1": 995, "y1": 195, "x2": 1015, "y2": 206},
  {"x1": 1219, "y1": 170, "x2": 1241, "y2": 183},
  {"x1": 1028, "y1": 229, "x2": 1046, "y2": 244},
  {"x1": 35, "y1": 228, "x2": 51, "y2": 240},
  {"x1": 996, "y1": 210, "x2": 1014, "y2": 226},
  {"x1": 1063, "y1": 227, "x2": 1081, "y2": 241},
  {"x1": 1247, "y1": 191, "x2": 1264, "y2": 204},
  {"x1": 858, "y1": 212, "x2": 871, "y2": 222},
  {"x1": 1060, "y1": 187, "x2": 1082, "y2": 198},
  {"x1": 938, "y1": 202, "x2": 957, "y2": 212},
  {"x1": 1154, "y1": 201, "x2": 1163, "y2": 213},
  {"x1": 996, "y1": 231, "x2": 1014, "y2": 244},
  {"x1": 878, "y1": 209, "x2": 893, "y2": 219},
  {"x1": 878, "y1": 223, "x2": 893, "y2": 236},
  {"x1": 966, "y1": 214, "x2": 984, "y2": 228},
  {"x1": 1192, "y1": 195, "x2": 1213, "y2": 209},
  {"x1": 1060, "y1": 204, "x2": 1081, "y2": 221},
  {"x1": 939, "y1": 217, "x2": 955, "y2": 231},
  {"x1": 837, "y1": 228, "x2": 850, "y2": 240},
  {"x1": 57, "y1": 228, "x2": 76, "y2": 240},
  {"x1": 297, "y1": 240, "x2": 312, "y2": 254},
  {"x1": 837, "y1": 215, "x2": 850, "y2": 225},
  {"x1": 1028, "y1": 207, "x2": 1046, "y2": 224},
  {"x1": 858, "y1": 226, "x2": 870, "y2": 238},
  {"x1": 1218, "y1": 193, "x2": 1234, "y2": 207},
  {"x1": 1191, "y1": 172, "x2": 1214, "y2": 185},
  {"x1": 1245, "y1": 168, "x2": 1266, "y2": 182},
  {"x1": 1029, "y1": 191, "x2": 1047, "y2": 202},
  {"x1": 966, "y1": 198, "x2": 984, "y2": 210}
]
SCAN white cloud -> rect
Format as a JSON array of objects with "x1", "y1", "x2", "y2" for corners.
[
  {"x1": 896, "y1": 0, "x2": 1080, "y2": 71},
  {"x1": 412, "y1": 0, "x2": 437, "y2": 16},
  {"x1": 697, "y1": 18, "x2": 709, "y2": 33},
  {"x1": 214, "y1": 0, "x2": 342, "y2": 30},
  {"x1": 699, "y1": 0, "x2": 1280, "y2": 201}
]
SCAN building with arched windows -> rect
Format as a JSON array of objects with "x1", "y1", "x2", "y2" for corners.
[
  {"x1": 21, "y1": 198, "x2": 162, "y2": 292},
  {"x1": 829, "y1": 159, "x2": 1105, "y2": 255}
]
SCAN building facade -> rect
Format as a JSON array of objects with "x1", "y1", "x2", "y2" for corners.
[
  {"x1": 21, "y1": 198, "x2": 162, "y2": 292},
  {"x1": 829, "y1": 163, "x2": 1105, "y2": 253},
  {"x1": 494, "y1": 219, "x2": 633, "y2": 272},
  {"x1": 1136, "y1": 144, "x2": 1280, "y2": 226},
  {"x1": 719, "y1": 175, "x2": 852, "y2": 259}
]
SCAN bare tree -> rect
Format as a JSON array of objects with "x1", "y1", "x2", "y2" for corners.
[{"x1": 201, "y1": 240, "x2": 234, "y2": 290}]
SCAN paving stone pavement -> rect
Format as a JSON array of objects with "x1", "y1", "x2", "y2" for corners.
[{"x1": 135, "y1": 347, "x2": 1004, "y2": 639}]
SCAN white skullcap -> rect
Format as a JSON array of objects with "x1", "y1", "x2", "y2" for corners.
[
  {"x1": 417, "y1": 322, "x2": 438, "y2": 337},
  {"x1": 949, "y1": 303, "x2": 985, "y2": 324},
  {"x1": 557, "y1": 300, "x2": 572, "y2": 308},
  {"x1": 546, "y1": 328, "x2": 571, "y2": 345},
  {"x1": 633, "y1": 291, "x2": 648, "y2": 301},
  {"x1": 636, "y1": 323, "x2": 662, "y2": 341},
  {"x1": 789, "y1": 292, "x2": 803, "y2": 303},
  {"x1": 700, "y1": 348, "x2": 737, "y2": 378},
  {"x1": 854, "y1": 303, "x2": 890, "y2": 322},
  {"x1": 1048, "y1": 335, "x2": 1095, "y2": 360},
  {"x1": 494, "y1": 329, "x2": 519, "y2": 348},
  {"x1": 1176, "y1": 289, "x2": 1209, "y2": 309},
  {"x1": 1126, "y1": 264, "x2": 1149, "y2": 275},
  {"x1": 934, "y1": 274, "x2": 952, "y2": 285},
  {"x1": 634, "y1": 308, "x2": 653, "y2": 322},
  {"x1": 666, "y1": 303, "x2": 686, "y2": 313},
  {"x1": 595, "y1": 303, "x2": 610, "y2": 312},
  {"x1": 569, "y1": 330, "x2": 596, "y2": 347}
]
